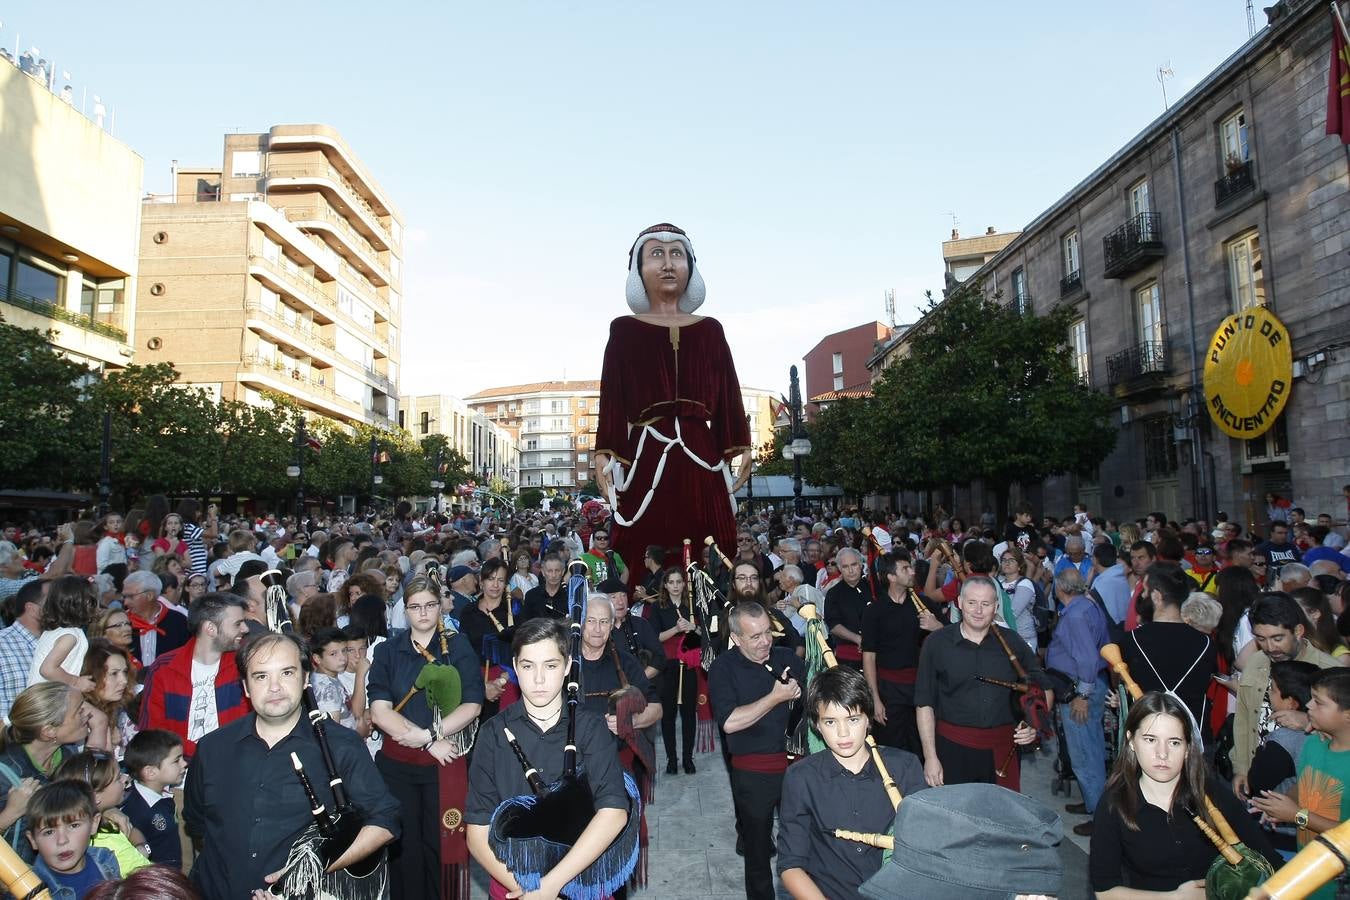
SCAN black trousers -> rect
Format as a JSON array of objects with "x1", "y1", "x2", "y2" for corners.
[
  {"x1": 376, "y1": 753, "x2": 440, "y2": 900},
  {"x1": 873, "y1": 678, "x2": 921, "y2": 758},
  {"x1": 660, "y1": 660, "x2": 697, "y2": 763},
  {"x1": 729, "y1": 768, "x2": 784, "y2": 900},
  {"x1": 935, "y1": 732, "x2": 999, "y2": 786}
]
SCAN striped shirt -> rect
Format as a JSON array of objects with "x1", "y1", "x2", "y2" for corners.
[{"x1": 184, "y1": 522, "x2": 208, "y2": 577}]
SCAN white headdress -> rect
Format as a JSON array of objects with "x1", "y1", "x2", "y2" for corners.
[{"x1": 625, "y1": 223, "x2": 706, "y2": 314}]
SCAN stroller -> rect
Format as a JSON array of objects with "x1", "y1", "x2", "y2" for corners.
[{"x1": 1050, "y1": 684, "x2": 1124, "y2": 797}]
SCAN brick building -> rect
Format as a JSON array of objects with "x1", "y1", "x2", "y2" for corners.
[{"x1": 802, "y1": 322, "x2": 890, "y2": 419}]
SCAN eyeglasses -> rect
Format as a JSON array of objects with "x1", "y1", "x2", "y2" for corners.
[
  {"x1": 594, "y1": 536, "x2": 609, "y2": 542},
  {"x1": 405, "y1": 601, "x2": 442, "y2": 615},
  {"x1": 107, "y1": 620, "x2": 132, "y2": 629},
  {"x1": 1252, "y1": 561, "x2": 1268, "y2": 567},
  {"x1": 733, "y1": 574, "x2": 759, "y2": 582}
]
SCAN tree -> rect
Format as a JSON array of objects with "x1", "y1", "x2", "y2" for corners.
[
  {"x1": 753, "y1": 429, "x2": 793, "y2": 476},
  {"x1": 805, "y1": 281, "x2": 1117, "y2": 516},
  {"x1": 0, "y1": 317, "x2": 99, "y2": 492}
]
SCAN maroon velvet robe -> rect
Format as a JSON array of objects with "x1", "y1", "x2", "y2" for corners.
[{"x1": 596, "y1": 316, "x2": 751, "y2": 570}]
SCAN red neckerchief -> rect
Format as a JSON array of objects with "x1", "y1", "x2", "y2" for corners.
[{"x1": 127, "y1": 604, "x2": 167, "y2": 637}]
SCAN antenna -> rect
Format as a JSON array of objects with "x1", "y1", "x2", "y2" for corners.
[
  {"x1": 884, "y1": 289, "x2": 896, "y2": 328},
  {"x1": 1157, "y1": 63, "x2": 1175, "y2": 110},
  {"x1": 1246, "y1": 0, "x2": 1256, "y2": 37},
  {"x1": 944, "y1": 212, "x2": 959, "y2": 234}
]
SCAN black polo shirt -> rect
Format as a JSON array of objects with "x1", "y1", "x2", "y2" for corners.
[
  {"x1": 184, "y1": 712, "x2": 401, "y2": 900},
  {"x1": 579, "y1": 645, "x2": 659, "y2": 717},
  {"x1": 708, "y1": 646, "x2": 807, "y2": 755},
  {"x1": 860, "y1": 594, "x2": 923, "y2": 670},
  {"x1": 464, "y1": 702, "x2": 629, "y2": 827},
  {"x1": 777, "y1": 746, "x2": 927, "y2": 899},
  {"x1": 825, "y1": 580, "x2": 873, "y2": 643},
  {"x1": 614, "y1": 615, "x2": 665, "y2": 667},
  {"x1": 367, "y1": 628, "x2": 485, "y2": 730},
  {"x1": 522, "y1": 583, "x2": 568, "y2": 620},
  {"x1": 459, "y1": 599, "x2": 516, "y2": 664},
  {"x1": 914, "y1": 624, "x2": 1048, "y2": 728}
]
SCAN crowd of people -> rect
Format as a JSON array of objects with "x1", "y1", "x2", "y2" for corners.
[{"x1": 0, "y1": 491, "x2": 1348, "y2": 899}]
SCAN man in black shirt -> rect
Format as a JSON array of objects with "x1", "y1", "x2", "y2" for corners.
[
  {"x1": 825, "y1": 548, "x2": 873, "y2": 670},
  {"x1": 915, "y1": 576, "x2": 1050, "y2": 793},
  {"x1": 1123, "y1": 562, "x2": 1218, "y2": 735},
  {"x1": 862, "y1": 550, "x2": 941, "y2": 756},
  {"x1": 522, "y1": 554, "x2": 568, "y2": 620},
  {"x1": 184, "y1": 632, "x2": 399, "y2": 900},
  {"x1": 1004, "y1": 501, "x2": 1040, "y2": 555},
  {"x1": 729, "y1": 561, "x2": 803, "y2": 655},
  {"x1": 600, "y1": 578, "x2": 664, "y2": 683},
  {"x1": 708, "y1": 602, "x2": 806, "y2": 900}
]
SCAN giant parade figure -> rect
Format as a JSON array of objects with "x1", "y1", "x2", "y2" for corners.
[{"x1": 594, "y1": 223, "x2": 752, "y2": 572}]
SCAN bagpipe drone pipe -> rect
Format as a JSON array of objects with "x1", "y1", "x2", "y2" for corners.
[{"x1": 487, "y1": 561, "x2": 642, "y2": 900}]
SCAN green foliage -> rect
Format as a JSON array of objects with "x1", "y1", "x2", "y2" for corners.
[
  {"x1": 805, "y1": 281, "x2": 1117, "y2": 507},
  {"x1": 520, "y1": 488, "x2": 545, "y2": 510},
  {"x1": 754, "y1": 429, "x2": 793, "y2": 476}
]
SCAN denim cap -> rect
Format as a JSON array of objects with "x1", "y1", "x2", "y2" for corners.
[
  {"x1": 446, "y1": 565, "x2": 476, "y2": 583},
  {"x1": 858, "y1": 783, "x2": 1062, "y2": 900}
]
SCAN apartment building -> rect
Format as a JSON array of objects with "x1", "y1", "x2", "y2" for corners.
[
  {"x1": 740, "y1": 386, "x2": 781, "y2": 457},
  {"x1": 942, "y1": 227, "x2": 1020, "y2": 284},
  {"x1": 802, "y1": 322, "x2": 890, "y2": 419},
  {"x1": 135, "y1": 125, "x2": 403, "y2": 427},
  {"x1": 877, "y1": 0, "x2": 1350, "y2": 527},
  {"x1": 467, "y1": 381, "x2": 602, "y2": 490},
  {"x1": 0, "y1": 59, "x2": 142, "y2": 371},
  {"x1": 398, "y1": 393, "x2": 519, "y2": 486}
]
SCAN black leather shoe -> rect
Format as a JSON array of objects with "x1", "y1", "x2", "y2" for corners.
[
  {"x1": 1066, "y1": 802, "x2": 1088, "y2": 815},
  {"x1": 683, "y1": 759, "x2": 697, "y2": 775},
  {"x1": 666, "y1": 760, "x2": 678, "y2": 775},
  {"x1": 1073, "y1": 820, "x2": 1094, "y2": 837}
]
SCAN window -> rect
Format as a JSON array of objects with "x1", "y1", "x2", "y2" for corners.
[
  {"x1": 1129, "y1": 178, "x2": 1151, "y2": 216},
  {"x1": 579, "y1": 416, "x2": 588, "y2": 429},
  {"x1": 831, "y1": 352, "x2": 843, "y2": 375},
  {"x1": 578, "y1": 398, "x2": 588, "y2": 411},
  {"x1": 1220, "y1": 109, "x2": 1250, "y2": 166},
  {"x1": 524, "y1": 400, "x2": 539, "y2": 414},
  {"x1": 261, "y1": 236, "x2": 280, "y2": 264},
  {"x1": 496, "y1": 403, "x2": 505, "y2": 415},
  {"x1": 1227, "y1": 230, "x2": 1266, "y2": 310},
  {"x1": 1070, "y1": 319, "x2": 1090, "y2": 385},
  {"x1": 1135, "y1": 282, "x2": 1163, "y2": 346},
  {"x1": 420, "y1": 411, "x2": 430, "y2": 435},
  {"x1": 577, "y1": 434, "x2": 588, "y2": 448},
  {"x1": 398, "y1": 410, "x2": 406, "y2": 429},
  {"x1": 833, "y1": 375, "x2": 844, "y2": 391},
  {"x1": 80, "y1": 276, "x2": 125, "y2": 325},
  {"x1": 257, "y1": 285, "x2": 279, "y2": 316},
  {"x1": 551, "y1": 418, "x2": 566, "y2": 431},
  {"x1": 335, "y1": 370, "x2": 365, "y2": 405},
  {"x1": 1061, "y1": 231, "x2": 1081, "y2": 278},
  {"x1": 335, "y1": 327, "x2": 372, "y2": 369},
  {"x1": 577, "y1": 453, "x2": 588, "y2": 463},
  {"x1": 231, "y1": 151, "x2": 262, "y2": 177},
  {"x1": 1011, "y1": 268, "x2": 1028, "y2": 313},
  {"x1": 1142, "y1": 416, "x2": 1179, "y2": 477},
  {"x1": 390, "y1": 255, "x2": 401, "y2": 281},
  {"x1": 16, "y1": 256, "x2": 62, "y2": 303},
  {"x1": 551, "y1": 400, "x2": 565, "y2": 413},
  {"x1": 1245, "y1": 412, "x2": 1289, "y2": 460}
]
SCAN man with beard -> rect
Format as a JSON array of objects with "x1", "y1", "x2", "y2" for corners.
[
  {"x1": 825, "y1": 548, "x2": 873, "y2": 670},
  {"x1": 730, "y1": 561, "x2": 804, "y2": 655},
  {"x1": 862, "y1": 550, "x2": 941, "y2": 755}
]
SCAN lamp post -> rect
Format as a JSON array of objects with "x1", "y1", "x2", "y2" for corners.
[
  {"x1": 287, "y1": 415, "x2": 305, "y2": 523},
  {"x1": 432, "y1": 447, "x2": 445, "y2": 514},
  {"x1": 744, "y1": 415, "x2": 754, "y2": 514},
  {"x1": 369, "y1": 435, "x2": 383, "y2": 509},
  {"x1": 785, "y1": 365, "x2": 812, "y2": 516},
  {"x1": 97, "y1": 410, "x2": 112, "y2": 517}
]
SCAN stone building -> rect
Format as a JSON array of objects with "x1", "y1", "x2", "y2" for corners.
[{"x1": 878, "y1": 0, "x2": 1350, "y2": 531}]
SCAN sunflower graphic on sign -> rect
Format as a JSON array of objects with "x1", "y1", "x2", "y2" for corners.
[{"x1": 1203, "y1": 306, "x2": 1293, "y2": 440}]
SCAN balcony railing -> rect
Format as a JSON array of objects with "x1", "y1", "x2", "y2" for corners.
[
  {"x1": 1102, "y1": 212, "x2": 1165, "y2": 279},
  {"x1": 248, "y1": 253, "x2": 335, "y2": 314},
  {"x1": 266, "y1": 163, "x2": 393, "y2": 247},
  {"x1": 243, "y1": 301, "x2": 336, "y2": 351},
  {"x1": 1214, "y1": 160, "x2": 1256, "y2": 207},
  {"x1": 2, "y1": 288, "x2": 127, "y2": 342},
  {"x1": 1106, "y1": 340, "x2": 1171, "y2": 393},
  {"x1": 1060, "y1": 270, "x2": 1083, "y2": 298},
  {"x1": 283, "y1": 205, "x2": 388, "y2": 283},
  {"x1": 239, "y1": 353, "x2": 356, "y2": 407}
]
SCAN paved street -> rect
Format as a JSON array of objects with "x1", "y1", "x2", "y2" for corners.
[{"x1": 468, "y1": 739, "x2": 1093, "y2": 899}]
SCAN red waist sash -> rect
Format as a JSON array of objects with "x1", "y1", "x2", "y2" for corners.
[
  {"x1": 731, "y1": 752, "x2": 791, "y2": 774},
  {"x1": 834, "y1": 643, "x2": 862, "y2": 662},
  {"x1": 380, "y1": 740, "x2": 470, "y2": 899},
  {"x1": 936, "y1": 719, "x2": 1018, "y2": 791},
  {"x1": 876, "y1": 667, "x2": 917, "y2": 685}
]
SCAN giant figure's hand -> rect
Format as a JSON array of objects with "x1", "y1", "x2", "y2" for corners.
[
  {"x1": 594, "y1": 452, "x2": 612, "y2": 497},
  {"x1": 729, "y1": 452, "x2": 752, "y2": 494}
]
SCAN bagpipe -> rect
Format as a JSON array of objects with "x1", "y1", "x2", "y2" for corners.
[
  {"x1": 267, "y1": 687, "x2": 388, "y2": 900},
  {"x1": 861, "y1": 527, "x2": 885, "y2": 597},
  {"x1": 975, "y1": 625, "x2": 1054, "y2": 778},
  {"x1": 488, "y1": 561, "x2": 642, "y2": 900},
  {"x1": 681, "y1": 539, "x2": 721, "y2": 753},
  {"x1": 797, "y1": 601, "x2": 904, "y2": 855},
  {"x1": 0, "y1": 837, "x2": 51, "y2": 900},
  {"x1": 1101, "y1": 644, "x2": 1275, "y2": 900},
  {"x1": 262, "y1": 568, "x2": 295, "y2": 634},
  {"x1": 1245, "y1": 817, "x2": 1350, "y2": 899}
]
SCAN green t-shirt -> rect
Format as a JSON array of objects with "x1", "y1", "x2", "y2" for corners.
[{"x1": 1296, "y1": 734, "x2": 1350, "y2": 900}]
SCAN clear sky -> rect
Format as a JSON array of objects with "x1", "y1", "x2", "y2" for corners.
[{"x1": 5, "y1": 1, "x2": 1257, "y2": 399}]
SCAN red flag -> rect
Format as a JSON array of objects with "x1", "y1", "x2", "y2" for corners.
[
  {"x1": 1328, "y1": 7, "x2": 1350, "y2": 142},
  {"x1": 305, "y1": 437, "x2": 322, "y2": 453}
]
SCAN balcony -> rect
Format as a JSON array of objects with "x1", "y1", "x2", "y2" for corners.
[
  {"x1": 1214, "y1": 160, "x2": 1256, "y2": 207},
  {"x1": 1060, "y1": 270, "x2": 1083, "y2": 298},
  {"x1": 265, "y1": 163, "x2": 393, "y2": 249},
  {"x1": 243, "y1": 300, "x2": 337, "y2": 355},
  {"x1": 283, "y1": 204, "x2": 389, "y2": 287},
  {"x1": 247, "y1": 253, "x2": 336, "y2": 318},
  {"x1": 1106, "y1": 339, "x2": 1172, "y2": 399},
  {"x1": 238, "y1": 353, "x2": 360, "y2": 417},
  {"x1": 3, "y1": 288, "x2": 127, "y2": 342},
  {"x1": 1102, "y1": 212, "x2": 1165, "y2": 279}
]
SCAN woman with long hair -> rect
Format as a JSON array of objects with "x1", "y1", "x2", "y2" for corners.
[
  {"x1": 507, "y1": 549, "x2": 538, "y2": 601},
  {"x1": 341, "y1": 571, "x2": 384, "y2": 624},
  {"x1": 81, "y1": 639, "x2": 138, "y2": 756},
  {"x1": 997, "y1": 545, "x2": 1039, "y2": 650},
  {"x1": 295, "y1": 592, "x2": 338, "y2": 642},
  {"x1": 0, "y1": 682, "x2": 92, "y2": 860},
  {"x1": 1215, "y1": 566, "x2": 1262, "y2": 670},
  {"x1": 1089, "y1": 692, "x2": 1279, "y2": 897},
  {"x1": 1291, "y1": 587, "x2": 1350, "y2": 659},
  {"x1": 649, "y1": 566, "x2": 699, "y2": 774},
  {"x1": 151, "y1": 512, "x2": 189, "y2": 562},
  {"x1": 88, "y1": 608, "x2": 134, "y2": 654},
  {"x1": 141, "y1": 494, "x2": 170, "y2": 544},
  {"x1": 458, "y1": 558, "x2": 519, "y2": 720}
]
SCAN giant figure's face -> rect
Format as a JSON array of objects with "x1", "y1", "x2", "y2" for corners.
[{"x1": 638, "y1": 239, "x2": 691, "y2": 306}]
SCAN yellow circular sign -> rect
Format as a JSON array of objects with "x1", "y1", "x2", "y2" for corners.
[{"x1": 1203, "y1": 306, "x2": 1292, "y2": 439}]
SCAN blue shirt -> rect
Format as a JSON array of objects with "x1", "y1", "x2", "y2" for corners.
[
  {"x1": 1053, "y1": 554, "x2": 1093, "y2": 582},
  {"x1": 1046, "y1": 595, "x2": 1109, "y2": 690},
  {"x1": 0, "y1": 621, "x2": 38, "y2": 722},
  {"x1": 1090, "y1": 563, "x2": 1131, "y2": 623},
  {"x1": 34, "y1": 845, "x2": 119, "y2": 900}
]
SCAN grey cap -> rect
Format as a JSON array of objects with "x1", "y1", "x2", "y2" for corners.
[{"x1": 859, "y1": 783, "x2": 1062, "y2": 900}]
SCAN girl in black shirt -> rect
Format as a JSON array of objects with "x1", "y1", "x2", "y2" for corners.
[
  {"x1": 648, "y1": 567, "x2": 700, "y2": 774},
  {"x1": 1090, "y1": 692, "x2": 1279, "y2": 898}
]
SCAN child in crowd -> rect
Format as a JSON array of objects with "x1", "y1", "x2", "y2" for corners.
[
  {"x1": 338, "y1": 625, "x2": 372, "y2": 739},
  {"x1": 310, "y1": 626, "x2": 359, "y2": 732},
  {"x1": 94, "y1": 513, "x2": 127, "y2": 577},
  {"x1": 1251, "y1": 668, "x2": 1350, "y2": 900},
  {"x1": 53, "y1": 751, "x2": 152, "y2": 875},
  {"x1": 29, "y1": 576, "x2": 98, "y2": 691},
  {"x1": 119, "y1": 729, "x2": 186, "y2": 869},
  {"x1": 1246, "y1": 661, "x2": 1318, "y2": 854},
  {"x1": 26, "y1": 780, "x2": 120, "y2": 899}
]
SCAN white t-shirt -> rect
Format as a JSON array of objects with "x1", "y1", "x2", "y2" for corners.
[
  {"x1": 187, "y1": 658, "x2": 221, "y2": 743},
  {"x1": 29, "y1": 627, "x2": 89, "y2": 685}
]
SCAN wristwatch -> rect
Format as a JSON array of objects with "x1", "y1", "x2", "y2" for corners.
[{"x1": 1295, "y1": 808, "x2": 1310, "y2": 829}]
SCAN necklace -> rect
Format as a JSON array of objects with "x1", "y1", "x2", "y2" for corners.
[{"x1": 527, "y1": 705, "x2": 561, "y2": 726}]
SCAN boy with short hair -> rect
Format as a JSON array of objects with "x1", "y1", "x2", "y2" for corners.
[
  {"x1": 777, "y1": 666, "x2": 927, "y2": 900},
  {"x1": 1251, "y1": 668, "x2": 1350, "y2": 896},
  {"x1": 120, "y1": 728, "x2": 187, "y2": 869},
  {"x1": 309, "y1": 626, "x2": 357, "y2": 731},
  {"x1": 1247, "y1": 661, "x2": 1318, "y2": 853},
  {"x1": 27, "y1": 780, "x2": 120, "y2": 898}
]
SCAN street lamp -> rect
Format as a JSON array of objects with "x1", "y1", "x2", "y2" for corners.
[
  {"x1": 289, "y1": 415, "x2": 306, "y2": 523},
  {"x1": 788, "y1": 364, "x2": 810, "y2": 516},
  {"x1": 369, "y1": 435, "x2": 383, "y2": 508},
  {"x1": 432, "y1": 447, "x2": 446, "y2": 514}
]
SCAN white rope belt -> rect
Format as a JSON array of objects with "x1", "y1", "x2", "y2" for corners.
[{"x1": 604, "y1": 418, "x2": 735, "y2": 528}]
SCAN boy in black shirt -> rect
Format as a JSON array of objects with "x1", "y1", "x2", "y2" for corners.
[{"x1": 120, "y1": 728, "x2": 187, "y2": 869}]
